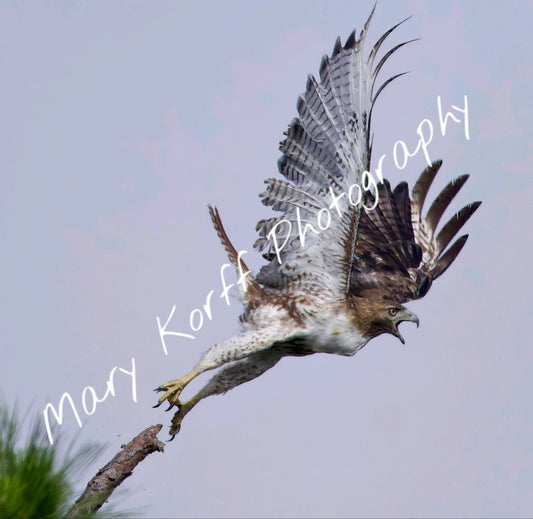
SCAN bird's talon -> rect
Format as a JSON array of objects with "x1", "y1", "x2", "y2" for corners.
[{"x1": 154, "y1": 376, "x2": 194, "y2": 437}]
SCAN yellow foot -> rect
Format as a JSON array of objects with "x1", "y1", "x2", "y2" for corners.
[
  {"x1": 169, "y1": 400, "x2": 195, "y2": 440},
  {"x1": 154, "y1": 371, "x2": 200, "y2": 439},
  {"x1": 153, "y1": 378, "x2": 188, "y2": 409}
]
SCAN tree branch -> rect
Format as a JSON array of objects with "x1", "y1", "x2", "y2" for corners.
[{"x1": 67, "y1": 424, "x2": 165, "y2": 517}]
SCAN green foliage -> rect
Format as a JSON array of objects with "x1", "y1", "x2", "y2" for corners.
[{"x1": 0, "y1": 401, "x2": 101, "y2": 519}]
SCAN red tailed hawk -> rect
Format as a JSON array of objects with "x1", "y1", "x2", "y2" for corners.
[{"x1": 155, "y1": 9, "x2": 481, "y2": 438}]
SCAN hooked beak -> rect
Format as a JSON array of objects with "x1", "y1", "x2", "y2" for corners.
[{"x1": 393, "y1": 309, "x2": 419, "y2": 345}]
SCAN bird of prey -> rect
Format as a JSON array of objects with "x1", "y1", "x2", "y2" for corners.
[{"x1": 155, "y1": 8, "x2": 481, "y2": 438}]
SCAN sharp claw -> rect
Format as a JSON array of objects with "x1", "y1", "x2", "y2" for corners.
[
  {"x1": 165, "y1": 403, "x2": 174, "y2": 412},
  {"x1": 168, "y1": 422, "x2": 182, "y2": 441},
  {"x1": 154, "y1": 387, "x2": 161, "y2": 392},
  {"x1": 152, "y1": 402, "x2": 162, "y2": 408}
]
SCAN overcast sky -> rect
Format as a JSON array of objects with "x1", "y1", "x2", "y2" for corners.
[{"x1": 1, "y1": 1, "x2": 531, "y2": 517}]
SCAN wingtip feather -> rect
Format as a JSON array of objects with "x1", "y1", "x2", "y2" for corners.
[
  {"x1": 332, "y1": 36, "x2": 342, "y2": 56},
  {"x1": 425, "y1": 174, "x2": 470, "y2": 231},
  {"x1": 344, "y1": 29, "x2": 357, "y2": 49},
  {"x1": 411, "y1": 160, "x2": 443, "y2": 215},
  {"x1": 432, "y1": 234, "x2": 469, "y2": 279},
  {"x1": 435, "y1": 201, "x2": 481, "y2": 254}
]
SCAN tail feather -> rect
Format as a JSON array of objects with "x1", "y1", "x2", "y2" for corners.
[{"x1": 208, "y1": 205, "x2": 264, "y2": 301}]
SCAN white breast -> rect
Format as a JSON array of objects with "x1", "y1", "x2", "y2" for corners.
[{"x1": 305, "y1": 309, "x2": 368, "y2": 356}]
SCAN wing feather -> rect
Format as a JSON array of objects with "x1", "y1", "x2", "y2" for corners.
[
  {"x1": 255, "y1": 10, "x2": 412, "y2": 300},
  {"x1": 435, "y1": 202, "x2": 482, "y2": 255},
  {"x1": 425, "y1": 175, "x2": 469, "y2": 231},
  {"x1": 350, "y1": 161, "x2": 481, "y2": 302},
  {"x1": 432, "y1": 234, "x2": 469, "y2": 279}
]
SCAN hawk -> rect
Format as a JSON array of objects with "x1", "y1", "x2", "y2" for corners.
[{"x1": 155, "y1": 8, "x2": 481, "y2": 438}]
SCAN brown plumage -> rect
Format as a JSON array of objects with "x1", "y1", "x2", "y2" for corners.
[
  {"x1": 155, "y1": 8, "x2": 481, "y2": 438},
  {"x1": 351, "y1": 160, "x2": 481, "y2": 303}
]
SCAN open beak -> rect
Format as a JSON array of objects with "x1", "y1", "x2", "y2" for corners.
[{"x1": 393, "y1": 309, "x2": 419, "y2": 345}]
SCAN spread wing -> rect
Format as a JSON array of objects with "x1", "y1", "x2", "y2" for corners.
[
  {"x1": 350, "y1": 160, "x2": 482, "y2": 303},
  {"x1": 254, "y1": 8, "x2": 413, "y2": 301}
]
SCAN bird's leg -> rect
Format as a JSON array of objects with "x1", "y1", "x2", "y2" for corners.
[
  {"x1": 168, "y1": 392, "x2": 203, "y2": 439},
  {"x1": 155, "y1": 328, "x2": 296, "y2": 410},
  {"x1": 167, "y1": 348, "x2": 284, "y2": 438}
]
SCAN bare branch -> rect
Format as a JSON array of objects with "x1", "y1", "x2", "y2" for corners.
[{"x1": 67, "y1": 424, "x2": 165, "y2": 517}]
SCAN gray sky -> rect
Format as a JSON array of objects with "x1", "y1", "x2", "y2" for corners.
[{"x1": 1, "y1": 1, "x2": 531, "y2": 517}]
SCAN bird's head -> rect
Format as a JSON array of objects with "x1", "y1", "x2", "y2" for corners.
[
  {"x1": 373, "y1": 304, "x2": 419, "y2": 344},
  {"x1": 350, "y1": 299, "x2": 419, "y2": 344}
]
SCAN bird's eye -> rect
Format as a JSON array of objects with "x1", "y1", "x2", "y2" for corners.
[{"x1": 389, "y1": 308, "x2": 398, "y2": 316}]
